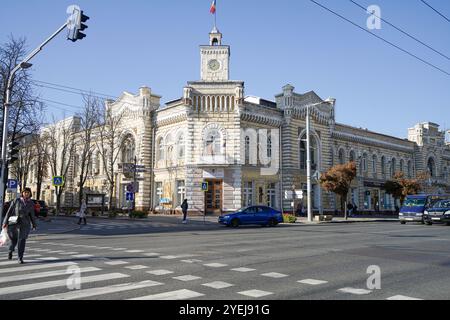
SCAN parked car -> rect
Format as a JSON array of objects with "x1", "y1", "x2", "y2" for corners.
[
  {"x1": 399, "y1": 194, "x2": 449, "y2": 224},
  {"x1": 218, "y1": 206, "x2": 283, "y2": 228},
  {"x1": 423, "y1": 199, "x2": 450, "y2": 226},
  {"x1": 37, "y1": 200, "x2": 49, "y2": 217}
]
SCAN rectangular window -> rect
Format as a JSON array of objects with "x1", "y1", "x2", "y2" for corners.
[
  {"x1": 267, "y1": 183, "x2": 277, "y2": 208},
  {"x1": 177, "y1": 180, "x2": 186, "y2": 206},
  {"x1": 155, "y1": 182, "x2": 163, "y2": 206},
  {"x1": 243, "y1": 181, "x2": 254, "y2": 207}
]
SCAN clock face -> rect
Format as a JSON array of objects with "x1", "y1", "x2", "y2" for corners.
[{"x1": 208, "y1": 59, "x2": 221, "y2": 71}]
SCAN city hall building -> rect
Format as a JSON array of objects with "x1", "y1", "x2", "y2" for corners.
[{"x1": 26, "y1": 28, "x2": 450, "y2": 215}]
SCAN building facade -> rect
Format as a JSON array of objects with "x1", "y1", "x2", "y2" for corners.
[{"x1": 22, "y1": 28, "x2": 450, "y2": 215}]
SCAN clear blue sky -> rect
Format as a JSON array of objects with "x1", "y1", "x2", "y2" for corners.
[{"x1": 1, "y1": 0, "x2": 449, "y2": 140}]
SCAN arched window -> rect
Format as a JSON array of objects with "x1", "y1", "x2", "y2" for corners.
[
  {"x1": 362, "y1": 153, "x2": 368, "y2": 172},
  {"x1": 177, "y1": 135, "x2": 185, "y2": 159},
  {"x1": 349, "y1": 151, "x2": 356, "y2": 163},
  {"x1": 391, "y1": 158, "x2": 396, "y2": 177},
  {"x1": 95, "y1": 152, "x2": 101, "y2": 174},
  {"x1": 244, "y1": 136, "x2": 251, "y2": 165},
  {"x1": 300, "y1": 134, "x2": 318, "y2": 170},
  {"x1": 372, "y1": 155, "x2": 377, "y2": 174},
  {"x1": 400, "y1": 159, "x2": 404, "y2": 173},
  {"x1": 381, "y1": 156, "x2": 386, "y2": 175},
  {"x1": 267, "y1": 135, "x2": 272, "y2": 159},
  {"x1": 205, "y1": 129, "x2": 222, "y2": 156},
  {"x1": 407, "y1": 160, "x2": 412, "y2": 178},
  {"x1": 121, "y1": 135, "x2": 135, "y2": 164},
  {"x1": 443, "y1": 167, "x2": 448, "y2": 180},
  {"x1": 427, "y1": 158, "x2": 436, "y2": 177},
  {"x1": 157, "y1": 137, "x2": 164, "y2": 161},
  {"x1": 339, "y1": 149, "x2": 345, "y2": 165}
]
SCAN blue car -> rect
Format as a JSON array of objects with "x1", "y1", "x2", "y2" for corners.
[
  {"x1": 218, "y1": 206, "x2": 283, "y2": 228},
  {"x1": 399, "y1": 194, "x2": 449, "y2": 224},
  {"x1": 424, "y1": 199, "x2": 450, "y2": 226}
]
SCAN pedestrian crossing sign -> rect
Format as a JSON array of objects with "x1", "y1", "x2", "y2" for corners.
[
  {"x1": 52, "y1": 176, "x2": 65, "y2": 187},
  {"x1": 202, "y1": 182, "x2": 209, "y2": 192}
]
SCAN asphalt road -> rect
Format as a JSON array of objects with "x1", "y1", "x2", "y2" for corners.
[{"x1": 1, "y1": 217, "x2": 449, "y2": 301}]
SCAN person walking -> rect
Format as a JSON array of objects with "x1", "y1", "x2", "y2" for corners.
[
  {"x1": 2, "y1": 188, "x2": 37, "y2": 264},
  {"x1": 77, "y1": 199, "x2": 87, "y2": 225},
  {"x1": 181, "y1": 199, "x2": 189, "y2": 224}
]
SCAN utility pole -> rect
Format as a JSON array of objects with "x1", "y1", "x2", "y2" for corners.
[
  {"x1": 133, "y1": 156, "x2": 137, "y2": 211},
  {"x1": 0, "y1": 6, "x2": 89, "y2": 221},
  {"x1": 306, "y1": 104, "x2": 313, "y2": 223}
]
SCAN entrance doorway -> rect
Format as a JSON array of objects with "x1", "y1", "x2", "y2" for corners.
[{"x1": 205, "y1": 180, "x2": 223, "y2": 215}]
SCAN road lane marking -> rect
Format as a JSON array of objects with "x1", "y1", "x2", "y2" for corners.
[
  {"x1": 0, "y1": 261, "x2": 77, "y2": 274},
  {"x1": 203, "y1": 263, "x2": 228, "y2": 268},
  {"x1": 125, "y1": 265, "x2": 149, "y2": 270},
  {"x1": 231, "y1": 268, "x2": 256, "y2": 273},
  {"x1": 0, "y1": 254, "x2": 42, "y2": 261},
  {"x1": 238, "y1": 290, "x2": 273, "y2": 298},
  {"x1": 298, "y1": 279, "x2": 329, "y2": 285},
  {"x1": 202, "y1": 281, "x2": 234, "y2": 289},
  {"x1": 0, "y1": 267, "x2": 100, "y2": 284},
  {"x1": 142, "y1": 253, "x2": 160, "y2": 257},
  {"x1": 387, "y1": 295, "x2": 423, "y2": 300},
  {"x1": 261, "y1": 272, "x2": 289, "y2": 278},
  {"x1": 71, "y1": 254, "x2": 94, "y2": 259},
  {"x1": 0, "y1": 273, "x2": 129, "y2": 296},
  {"x1": 129, "y1": 289, "x2": 204, "y2": 300},
  {"x1": 181, "y1": 259, "x2": 203, "y2": 264},
  {"x1": 173, "y1": 275, "x2": 202, "y2": 282},
  {"x1": 338, "y1": 288, "x2": 372, "y2": 295},
  {"x1": 125, "y1": 250, "x2": 144, "y2": 253},
  {"x1": 104, "y1": 260, "x2": 129, "y2": 266},
  {"x1": 147, "y1": 270, "x2": 174, "y2": 276},
  {"x1": 27, "y1": 280, "x2": 163, "y2": 300}
]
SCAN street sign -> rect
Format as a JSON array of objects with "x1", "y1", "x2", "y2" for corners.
[
  {"x1": 52, "y1": 176, "x2": 65, "y2": 187},
  {"x1": 126, "y1": 192, "x2": 134, "y2": 201},
  {"x1": 7, "y1": 179, "x2": 18, "y2": 192},
  {"x1": 202, "y1": 182, "x2": 209, "y2": 192},
  {"x1": 295, "y1": 190, "x2": 304, "y2": 199}
]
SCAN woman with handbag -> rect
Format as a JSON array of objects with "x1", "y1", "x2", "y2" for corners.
[{"x1": 2, "y1": 188, "x2": 37, "y2": 264}]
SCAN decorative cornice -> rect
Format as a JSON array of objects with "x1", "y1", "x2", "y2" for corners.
[
  {"x1": 241, "y1": 112, "x2": 283, "y2": 127},
  {"x1": 155, "y1": 113, "x2": 187, "y2": 127},
  {"x1": 332, "y1": 130, "x2": 414, "y2": 153}
]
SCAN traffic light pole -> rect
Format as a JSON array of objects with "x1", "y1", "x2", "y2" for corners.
[{"x1": 0, "y1": 22, "x2": 68, "y2": 221}]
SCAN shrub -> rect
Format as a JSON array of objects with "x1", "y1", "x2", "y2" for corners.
[
  {"x1": 283, "y1": 214, "x2": 297, "y2": 224},
  {"x1": 129, "y1": 211, "x2": 148, "y2": 219}
]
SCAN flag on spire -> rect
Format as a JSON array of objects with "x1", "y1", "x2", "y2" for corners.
[{"x1": 210, "y1": 0, "x2": 217, "y2": 14}]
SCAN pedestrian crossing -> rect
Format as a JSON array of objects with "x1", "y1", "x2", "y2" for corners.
[
  {"x1": 74, "y1": 221, "x2": 176, "y2": 232},
  {"x1": 0, "y1": 242, "x2": 425, "y2": 300}
]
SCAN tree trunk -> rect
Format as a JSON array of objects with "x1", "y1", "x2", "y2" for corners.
[
  {"x1": 343, "y1": 192, "x2": 348, "y2": 220},
  {"x1": 36, "y1": 181, "x2": 42, "y2": 200}
]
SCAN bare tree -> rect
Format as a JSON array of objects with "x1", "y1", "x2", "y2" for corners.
[
  {"x1": 43, "y1": 117, "x2": 76, "y2": 214},
  {"x1": 0, "y1": 36, "x2": 44, "y2": 146},
  {"x1": 9, "y1": 134, "x2": 36, "y2": 192},
  {"x1": 34, "y1": 133, "x2": 49, "y2": 200},
  {"x1": 96, "y1": 107, "x2": 124, "y2": 211},
  {"x1": 74, "y1": 94, "x2": 101, "y2": 209}
]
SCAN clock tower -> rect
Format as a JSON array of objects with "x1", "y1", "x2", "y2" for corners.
[{"x1": 200, "y1": 27, "x2": 230, "y2": 82}]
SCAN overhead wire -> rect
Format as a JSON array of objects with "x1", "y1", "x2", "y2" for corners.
[{"x1": 308, "y1": 0, "x2": 450, "y2": 77}]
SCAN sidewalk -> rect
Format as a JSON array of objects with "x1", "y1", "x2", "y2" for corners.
[
  {"x1": 295, "y1": 216, "x2": 399, "y2": 224},
  {"x1": 31, "y1": 216, "x2": 81, "y2": 236}
]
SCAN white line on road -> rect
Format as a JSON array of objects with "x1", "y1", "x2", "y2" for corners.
[
  {"x1": 386, "y1": 295, "x2": 423, "y2": 300},
  {"x1": 147, "y1": 270, "x2": 174, "y2": 276},
  {"x1": 129, "y1": 289, "x2": 204, "y2": 300},
  {"x1": 0, "y1": 273, "x2": 129, "y2": 296},
  {"x1": 27, "y1": 280, "x2": 163, "y2": 300},
  {"x1": 298, "y1": 279, "x2": 329, "y2": 286},
  {"x1": 0, "y1": 267, "x2": 101, "y2": 284},
  {"x1": 238, "y1": 290, "x2": 273, "y2": 298},
  {"x1": 124, "y1": 265, "x2": 149, "y2": 270},
  {"x1": 0, "y1": 261, "x2": 77, "y2": 274},
  {"x1": 203, "y1": 263, "x2": 228, "y2": 268},
  {"x1": 231, "y1": 268, "x2": 256, "y2": 273},
  {"x1": 202, "y1": 281, "x2": 234, "y2": 289},
  {"x1": 338, "y1": 288, "x2": 372, "y2": 295},
  {"x1": 104, "y1": 260, "x2": 129, "y2": 266},
  {"x1": 261, "y1": 272, "x2": 289, "y2": 278},
  {"x1": 173, "y1": 275, "x2": 202, "y2": 282}
]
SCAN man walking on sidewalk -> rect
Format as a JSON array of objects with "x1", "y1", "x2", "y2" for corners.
[{"x1": 181, "y1": 199, "x2": 189, "y2": 224}]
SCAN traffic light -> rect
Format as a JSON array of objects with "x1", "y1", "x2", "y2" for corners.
[
  {"x1": 67, "y1": 5, "x2": 90, "y2": 42},
  {"x1": 7, "y1": 141, "x2": 20, "y2": 164}
]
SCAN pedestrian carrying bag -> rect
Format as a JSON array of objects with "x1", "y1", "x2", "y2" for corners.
[
  {"x1": 7, "y1": 200, "x2": 21, "y2": 226},
  {"x1": 0, "y1": 228, "x2": 11, "y2": 247}
]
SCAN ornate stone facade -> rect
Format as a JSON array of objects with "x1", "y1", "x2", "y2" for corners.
[{"x1": 23, "y1": 29, "x2": 450, "y2": 214}]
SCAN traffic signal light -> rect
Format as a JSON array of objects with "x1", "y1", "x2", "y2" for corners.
[
  {"x1": 67, "y1": 5, "x2": 90, "y2": 42},
  {"x1": 7, "y1": 141, "x2": 20, "y2": 164}
]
